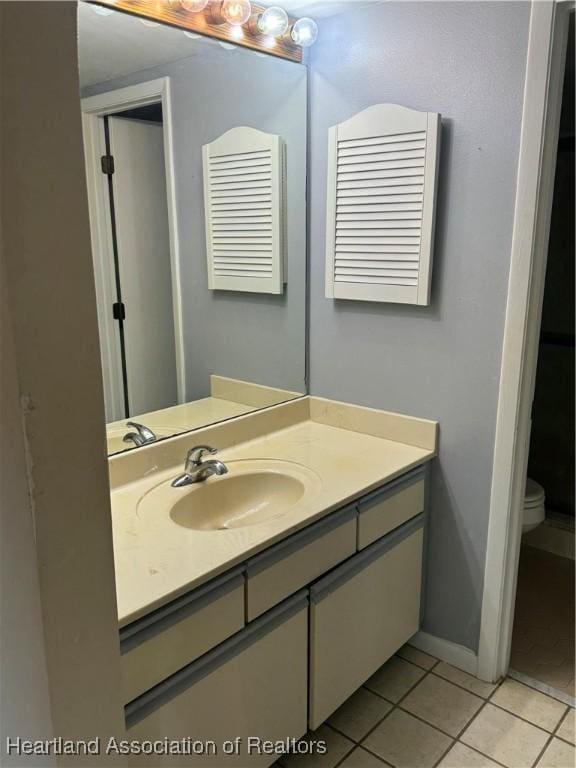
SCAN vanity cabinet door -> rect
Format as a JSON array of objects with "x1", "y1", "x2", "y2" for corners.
[
  {"x1": 125, "y1": 592, "x2": 309, "y2": 767},
  {"x1": 309, "y1": 516, "x2": 424, "y2": 729},
  {"x1": 357, "y1": 466, "x2": 426, "y2": 549},
  {"x1": 245, "y1": 505, "x2": 357, "y2": 621},
  {"x1": 120, "y1": 568, "x2": 245, "y2": 703}
]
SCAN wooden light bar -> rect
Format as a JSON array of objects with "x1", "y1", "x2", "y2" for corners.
[{"x1": 87, "y1": 0, "x2": 304, "y2": 63}]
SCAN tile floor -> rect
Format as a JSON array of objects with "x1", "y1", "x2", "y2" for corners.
[
  {"x1": 510, "y1": 546, "x2": 575, "y2": 697},
  {"x1": 278, "y1": 645, "x2": 576, "y2": 768}
]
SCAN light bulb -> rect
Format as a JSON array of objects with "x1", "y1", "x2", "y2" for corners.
[
  {"x1": 183, "y1": 30, "x2": 202, "y2": 38},
  {"x1": 291, "y1": 17, "x2": 318, "y2": 47},
  {"x1": 221, "y1": 0, "x2": 251, "y2": 25},
  {"x1": 257, "y1": 6, "x2": 288, "y2": 37},
  {"x1": 180, "y1": 0, "x2": 208, "y2": 11},
  {"x1": 140, "y1": 18, "x2": 160, "y2": 27}
]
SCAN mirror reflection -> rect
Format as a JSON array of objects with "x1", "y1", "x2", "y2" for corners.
[{"x1": 78, "y1": 3, "x2": 307, "y2": 454}]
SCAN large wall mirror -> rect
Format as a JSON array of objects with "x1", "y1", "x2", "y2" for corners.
[{"x1": 78, "y1": 2, "x2": 307, "y2": 455}]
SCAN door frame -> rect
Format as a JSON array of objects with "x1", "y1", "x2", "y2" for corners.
[
  {"x1": 478, "y1": 0, "x2": 574, "y2": 682},
  {"x1": 82, "y1": 77, "x2": 186, "y2": 418}
]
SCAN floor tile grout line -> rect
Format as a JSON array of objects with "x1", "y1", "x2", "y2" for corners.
[
  {"x1": 326, "y1": 732, "x2": 356, "y2": 768},
  {"x1": 395, "y1": 650, "x2": 440, "y2": 673},
  {"x1": 322, "y1": 723, "x2": 395, "y2": 768},
  {"x1": 328, "y1": 683, "x2": 569, "y2": 768},
  {"x1": 395, "y1": 671, "x2": 504, "y2": 751},
  {"x1": 530, "y1": 730, "x2": 555, "y2": 768},
  {"x1": 453, "y1": 738, "x2": 510, "y2": 768},
  {"x1": 321, "y1": 659, "x2": 572, "y2": 768},
  {"x1": 485, "y1": 699, "x2": 568, "y2": 735},
  {"x1": 545, "y1": 703, "x2": 575, "y2": 751},
  {"x1": 331, "y1": 738, "x2": 394, "y2": 768},
  {"x1": 429, "y1": 668, "x2": 499, "y2": 700},
  {"x1": 357, "y1": 668, "x2": 442, "y2": 767},
  {"x1": 395, "y1": 702, "x2": 460, "y2": 743},
  {"x1": 552, "y1": 733, "x2": 576, "y2": 747}
]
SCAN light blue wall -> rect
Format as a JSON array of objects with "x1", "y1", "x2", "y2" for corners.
[
  {"x1": 308, "y1": 1, "x2": 531, "y2": 651},
  {"x1": 82, "y1": 45, "x2": 307, "y2": 399}
]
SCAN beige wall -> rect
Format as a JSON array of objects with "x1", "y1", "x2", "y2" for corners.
[
  {"x1": 1, "y1": 212, "x2": 54, "y2": 763},
  {"x1": 1, "y1": 2, "x2": 125, "y2": 762}
]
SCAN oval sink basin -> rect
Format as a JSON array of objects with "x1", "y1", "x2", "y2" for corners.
[
  {"x1": 138, "y1": 459, "x2": 321, "y2": 531},
  {"x1": 170, "y1": 471, "x2": 305, "y2": 531}
]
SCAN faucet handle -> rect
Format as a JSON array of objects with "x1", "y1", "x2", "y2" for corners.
[{"x1": 186, "y1": 445, "x2": 218, "y2": 467}]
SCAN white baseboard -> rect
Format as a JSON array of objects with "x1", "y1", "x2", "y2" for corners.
[{"x1": 410, "y1": 630, "x2": 479, "y2": 677}]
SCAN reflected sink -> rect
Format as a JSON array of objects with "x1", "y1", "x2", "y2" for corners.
[{"x1": 138, "y1": 460, "x2": 322, "y2": 531}]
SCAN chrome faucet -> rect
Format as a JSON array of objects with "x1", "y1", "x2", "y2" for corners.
[
  {"x1": 171, "y1": 445, "x2": 228, "y2": 488},
  {"x1": 123, "y1": 421, "x2": 158, "y2": 447}
]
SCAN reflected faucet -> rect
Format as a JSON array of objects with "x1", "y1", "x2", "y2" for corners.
[
  {"x1": 171, "y1": 445, "x2": 228, "y2": 487},
  {"x1": 122, "y1": 421, "x2": 158, "y2": 447}
]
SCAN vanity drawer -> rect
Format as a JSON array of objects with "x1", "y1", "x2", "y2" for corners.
[
  {"x1": 245, "y1": 505, "x2": 357, "y2": 621},
  {"x1": 126, "y1": 592, "x2": 309, "y2": 767},
  {"x1": 309, "y1": 514, "x2": 424, "y2": 728},
  {"x1": 357, "y1": 466, "x2": 426, "y2": 549},
  {"x1": 120, "y1": 569, "x2": 245, "y2": 703}
]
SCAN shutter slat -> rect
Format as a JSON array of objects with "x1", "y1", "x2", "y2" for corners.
[
  {"x1": 209, "y1": 149, "x2": 271, "y2": 163},
  {"x1": 336, "y1": 237, "x2": 421, "y2": 246},
  {"x1": 335, "y1": 267, "x2": 419, "y2": 277},
  {"x1": 337, "y1": 130, "x2": 426, "y2": 148},
  {"x1": 336, "y1": 194, "x2": 424, "y2": 205},
  {"x1": 335, "y1": 245, "x2": 419, "y2": 255},
  {"x1": 338, "y1": 158, "x2": 425, "y2": 174},
  {"x1": 336, "y1": 259, "x2": 419, "y2": 268},
  {"x1": 337, "y1": 176, "x2": 424, "y2": 190},
  {"x1": 326, "y1": 104, "x2": 440, "y2": 304},
  {"x1": 338, "y1": 149, "x2": 426, "y2": 164},
  {"x1": 337, "y1": 202, "x2": 423, "y2": 214},
  {"x1": 338, "y1": 139, "x2": 426, "y2": 157},
  {"x1": 337, "y1": 213, "x2": 422, "y2": 222},
  {"x1": 335, "y1": 275, "x2": 419, "y2": 286},
  {"x1": 337, "y1": 168, "x2": 424, "y2": 182}
]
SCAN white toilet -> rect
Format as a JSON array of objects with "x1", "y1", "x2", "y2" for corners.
[{"x1": 523, "y1": 478, "x2": 546, "y2": 534}]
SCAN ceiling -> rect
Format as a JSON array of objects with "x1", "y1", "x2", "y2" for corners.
[{"x1": 78, "y1": 1, "x2": 382, "y2": 88}]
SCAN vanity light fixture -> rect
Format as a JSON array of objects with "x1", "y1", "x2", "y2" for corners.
[
  {"x1": 290, "y1": 16, "x2": 318, "y2": 47},
  {"x1": 86, "y1": 0, "x2": 307, "y2": 61},
  {"x1": 221, "y1": 0, "x2": 252, "y2": 25},
  {"x1": 257, "y1": 6, "x2": 288, "y2": 37}
]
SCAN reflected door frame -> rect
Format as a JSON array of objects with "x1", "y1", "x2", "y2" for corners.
[{"x1": 82, "y1": 77, "x2": 186, "y2": 420}]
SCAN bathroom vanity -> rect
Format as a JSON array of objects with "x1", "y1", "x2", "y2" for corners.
[
  {"x1": 80, "y1": 8, "x2": 439, "y2": 761},
  {"x1": 108, "y1": 397, "x2": 437, "y2": 765}
]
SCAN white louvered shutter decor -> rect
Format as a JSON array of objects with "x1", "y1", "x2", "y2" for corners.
[
  {"x1": 203, "y1": 127, "x2": 284, "y2": 294},
  {"x1": 325, "y1": 104, "x2": 441, "y2": 305}
]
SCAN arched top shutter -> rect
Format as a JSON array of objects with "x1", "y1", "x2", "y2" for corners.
[
  {"x1": 203, "y1": 126, "x2": 284, "y2": 295},
  {"x1": 325, "y1": 104, "x2": 441, "y2": 305}
]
